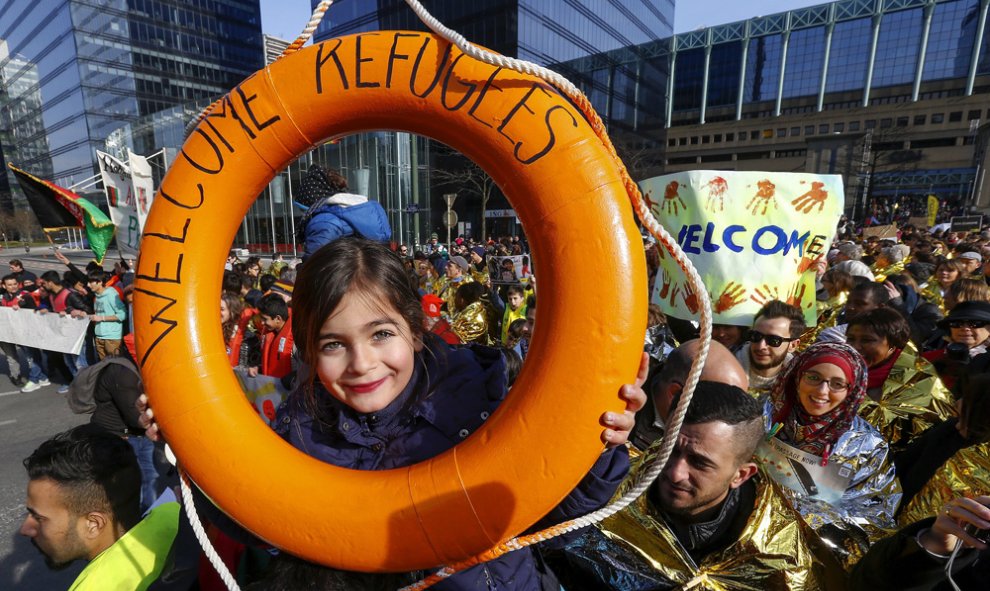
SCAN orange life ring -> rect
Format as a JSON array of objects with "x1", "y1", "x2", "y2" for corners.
[{"x1": 133, "y1": 31, "x2": 646, "y2": 572}]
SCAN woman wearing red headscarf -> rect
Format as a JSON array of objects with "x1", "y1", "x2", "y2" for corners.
[{"x1": 756, "y1": 342, "x2": 902, "y2": 570}]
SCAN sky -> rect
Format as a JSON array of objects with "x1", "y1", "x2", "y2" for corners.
[{"x1": 260, "y1": 0, "x2": 834, "y2": 41}]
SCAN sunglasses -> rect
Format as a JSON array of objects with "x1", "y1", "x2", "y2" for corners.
[
  {"x1": 746, "y1": 329, "x2": 796, "y2": 348},
  {"x1": 948, "y1": 319, "x2": 990, "y2": 329}
]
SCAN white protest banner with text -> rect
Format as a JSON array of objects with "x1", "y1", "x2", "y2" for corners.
[
  {"x1": 0, "y1": 307, "x2": 89, "y2": 355},
  {"x1": 643, "y1": 171, "x2": 844, "y2": 326},
  {"x1": 128, "y1": 152, "x2": 155, "y2": 232},
  {"x1": 97, "y1": 151, "x2": 140, "y2": 257}
]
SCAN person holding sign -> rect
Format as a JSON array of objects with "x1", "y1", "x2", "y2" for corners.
[{"x1": 757, "y1": 342, "x2": 901, "y2": 570}]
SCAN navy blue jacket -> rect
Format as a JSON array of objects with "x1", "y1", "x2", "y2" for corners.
[{"x1": 274, "y1": 336, "x2": 630, "y2": 589}]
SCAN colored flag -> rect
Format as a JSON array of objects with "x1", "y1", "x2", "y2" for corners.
[
  {"x1": 927, "y1": 194, "x2": 939, "y2": 228},
  {"x1": 9, "y1": 163, "x2": 116, "y2": 264}
]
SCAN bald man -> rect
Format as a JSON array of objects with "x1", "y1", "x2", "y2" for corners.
[{"x1": 630, "y1": 339, "x2": 749, "y2": 451}]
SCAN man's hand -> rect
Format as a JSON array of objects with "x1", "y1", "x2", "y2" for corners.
[{"x1": 601, "y1": 352, "x2": 649, "y2": 448}]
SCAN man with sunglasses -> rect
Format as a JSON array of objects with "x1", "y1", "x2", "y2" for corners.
[{"x1": 735, "y1": 300, "x2": 806, "y2": 396}]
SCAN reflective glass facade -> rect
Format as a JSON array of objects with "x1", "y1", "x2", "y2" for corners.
[
  {"x1": 783, "y1": 26, "x2": 826, "y2": 99},
  {"x1": 0, "y1": 0, "x2": 263, "y2": 212},
  {"x1": 923, "y1": 0, "x2": 979, "y2": 81},
  {"x1": 648, "y1": 0, "x2": 990, "y2": 122},
  {"x1": 311, "y1": 0, "x2": 674, "y2": 241},
  {"x1": 314, "y1": 0, "x2": 673, "y2": 62}
]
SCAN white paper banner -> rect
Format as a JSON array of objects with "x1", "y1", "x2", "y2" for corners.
[
  {"x1": 97, "y1": 151, "x2": 140, "y2": 258},
  {"x1": 643, "y1": 171, "x2": 844, "y2": 326},
  {"x1": 128, "y1": 152, "x2": 155, "y2": 232},
  {"x1": 0, "y1": 307, "x2": 89, "y2": 355}
]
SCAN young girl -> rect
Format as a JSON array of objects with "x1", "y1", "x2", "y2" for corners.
[{"x1": 144, "y1": 236, "x2": 646, "y2": 588}]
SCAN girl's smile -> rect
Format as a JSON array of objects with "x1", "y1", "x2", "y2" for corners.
[{"x1": 316, "y1": 291, "x2": 422, "y2": 414}]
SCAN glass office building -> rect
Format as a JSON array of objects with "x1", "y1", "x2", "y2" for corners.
[
  {"x1": 564, "y1": 0, "x2": 990, "y2": 212},
  {"x1": 0, "y1": 0, "x2": 263, "y2": 213},
  {"x1": 309, "y1": 0, "x2": 673, "y2": 244}
]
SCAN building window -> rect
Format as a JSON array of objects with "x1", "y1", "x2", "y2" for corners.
[
  {"x1": 819, "y1": 123, "x2": 829, "y2": 134},
  {"x1": 896, "y1": 117, "x2": 909, "y2": 127},
  {"x1": 968, "y1": 110, "x2": 982, "y2": 121},
  {"x1": 865, "y1": 119, "x2": 877, "y2": 129},
  {"x1": 702, "y1": 135, "x2": 711, "y2": 144},
  {"x1": 834, "y1": 122, "x2": 845, "y2": 133},
  {"x1": 880, "y1": 118, "x2": 893, "y2": 128},
  {"x1": 805, "y1": 125, "x2": 815, "y2": 135},
  {"x1": 763, "y1": 129, "x2": 774, "y2": 138},
  {"x1": 931, "y1": 113, "x2": 945, "y2": 123},
  {"x1": 668, "y1": 139, "x2": 677, "y2": 147},
  {"x1": 679, "y1": 137, "x2": 688, "y2": 146},
  {"x1": 914, "y1": 114, "x2": 927, "y2": 125},
  {"x1": 778, "y1": 128, "x2": 788, "y2": 138},
  {"x1": 750, "y1": 130, "x2": 760, "y2": 140},
  {"x1": 791, "y1": 126, "x2": 801, "y2": 136},
  {"x1": 949, "y1": 111, "x2": 963, "y2": 122},
  {"x1": 714, "y1": 133, "x2": 723, "y2": 142},
  {"x1": 691, "y1": 136, "x2": 700, "y2": 145},
  {"x1": 726, "y1": 132, "x2": 735, "y2": 141}
]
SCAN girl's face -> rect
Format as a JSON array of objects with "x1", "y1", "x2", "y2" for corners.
[
  {"x1": 220, "y1": 299, "x2": 230, "y2": 324},
  {"x1": 797, "y1": 363, "x2": 850, "y2": 417},
  {"x1": 315, "y1": 291, "x2": 421, "y2": 414}
]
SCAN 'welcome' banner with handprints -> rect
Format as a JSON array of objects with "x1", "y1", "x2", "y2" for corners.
[{"x1": 643, "y1": 170, "x2": 844, "y2": 327}]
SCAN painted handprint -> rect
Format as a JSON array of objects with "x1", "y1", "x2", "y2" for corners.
[
  {"x1": 662, "y1": 181, "x2": 688, "y2": 216},
  {"x1": 749, "y1": 284, "x2": 780, "y2": 306},
  {"x1": 643, "y1": 189, "x2": 659, "y2": 214},
  {"x1": 746, "y1": 179, "x2": 777, "y2": 215},
  {"x1": 658, "y1": 268, "x2": 673, "y2": 299},
  {"x1": 797, "y1": 254, "x2": 824, "y2": 274},
  {"x1": 705, "y1": 176, "x2": 729, "y2": 213},
  {"x1": 714, "y1": 282, "x2": 747, "y2": 313},
  {"x1": 681, "y1": 282, "x2": 700, "y2": 315},
  {"x1": 792, "y1": 181, "x2": 828, "y2": 214},
  {"x1": 787, "y1": 282, "x2": 809, "y2": 309}
]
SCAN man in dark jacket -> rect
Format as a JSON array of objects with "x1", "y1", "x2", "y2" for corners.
[
  {"x1": 38, "y1": 270, "x2": 92, "y2": 385},
  {"x1": 2, "y1": 273, "x2": 50, "y2": 391}
]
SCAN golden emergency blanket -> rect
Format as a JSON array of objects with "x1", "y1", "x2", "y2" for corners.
[
  {"x1": 857, "y1": 346, "x2": 955, "y2": 449},
  {"x1": 592, "y1": 454, "x2": 832, "y2": 590},
  {"x1": 919, "y1": 282, "x2": 946, "y2": 313},
  {"x1": 451, "y1": 300, "x2": 489, "y2": 345},
  {"x1": 897, "y1": 442, "x2": 990, "y2": 527},
  {"x1": 871, "y1": 260, "x2": 905, "y2": 283}
]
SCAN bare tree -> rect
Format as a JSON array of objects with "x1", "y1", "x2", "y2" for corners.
[
  {"x1": 12, "y1": 209, "x2": 40, "y2": 243},
  {"x1": 430, "y1": 148, "x2": 499, "y2": 242}
]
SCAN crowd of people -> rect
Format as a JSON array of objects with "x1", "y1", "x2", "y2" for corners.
[{"x1": 8, "y1": 162, "x2": 990, "y2": 591}]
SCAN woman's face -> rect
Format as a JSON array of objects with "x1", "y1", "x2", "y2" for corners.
[
  {"x1": 315, "y1": 291, "x2": 421, "y2": 414},
  {"x1": 937, "y1": 266, "x2": 960, "y2": 285},
  {"x1": 846, "y1": 325, "x2": 892, "y2": 367},
  {"x1": 949, "y1": 321, "x2": 990, "y2": 348},
  {"x1": 220, "y1": 299, "x2": 230, "y2": 324},
  {"x1": 797, "y1": 363, "x2": 850, "y2": 417}
]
